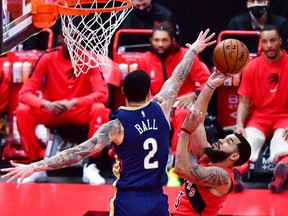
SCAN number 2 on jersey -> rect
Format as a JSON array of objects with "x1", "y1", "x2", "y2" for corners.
[{"x1": 143, "y1": 138, "x2": 159, "y2": 169}]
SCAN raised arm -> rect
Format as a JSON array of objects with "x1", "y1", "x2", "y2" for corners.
[
  {"x1": 152, "y1": 29, "x2": 216, "y2": 119},
  {"x1": 190, "y1": 71, "x2": 229, "y2": 158},
  {"x1": 175, "y1": 72, "x2": 232, "y2": 192},
  {"x1": 1, "y1": 119, "x2": 123, "y2": 187}
]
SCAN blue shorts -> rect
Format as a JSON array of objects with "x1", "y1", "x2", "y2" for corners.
[{"x1": 110, "y1": 188, "x2": 170, "y2": 216}]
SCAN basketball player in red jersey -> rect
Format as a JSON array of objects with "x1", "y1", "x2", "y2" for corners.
[
  {"x1": 173, "y1": 71, "x2": 251, "y2": 215},
  {"x1": 2, "y1": 29, "x2": 216, "y2": 216},
  {"x1": 14, "y1": 32, "x2": 114, "y2": 185},
  {"x1": 234, "y1": 25, "x2": 288, "y2": 193}
]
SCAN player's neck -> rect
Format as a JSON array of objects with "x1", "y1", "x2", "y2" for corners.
[{"x1": 127, "y1": 101, "x2": 147, "y2": 107}]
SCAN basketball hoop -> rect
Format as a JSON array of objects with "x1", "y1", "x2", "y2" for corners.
[{"x1": 32, "y1": 0, "x2": 133, "y2": 76}]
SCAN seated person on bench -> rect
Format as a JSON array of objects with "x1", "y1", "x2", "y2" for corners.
[
  {"x1": 15, "y1": 31, "x2": 113, "y2": 185},
  {"x1": 234, "y1": 25, "x2": 288, "y2": 193}
]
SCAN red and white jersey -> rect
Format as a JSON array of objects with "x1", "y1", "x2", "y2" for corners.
[{"x1": 173, "y1": 157, "x2": 234, "y2": 216}]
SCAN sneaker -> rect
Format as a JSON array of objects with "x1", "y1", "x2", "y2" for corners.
[
  {"x1": 82, "y1": 163, "x2": 105, "y2": 185},
  {"x1": 233, "y1": 169, "x2": 244, "y2": 193},
  {"x1": 268, "y1": 162, "x2": 288, "y2": 193},
  {"x1": 20, "y1": 171, "x2": 47, "y2": 183},
  {"x1": 167, "y1": 168, "x2": 181, "y2": 187}
]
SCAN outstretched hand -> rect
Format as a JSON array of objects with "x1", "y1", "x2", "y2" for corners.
[
  {"x1": 1, "y1": 160, "x2": 35, "y2": 188},
  {"x1": 181, "y1": 109, "x2": 203, "y2": 134},
  {"x1": 186, "y1": 29, "x2": 216, "y2": 54}
]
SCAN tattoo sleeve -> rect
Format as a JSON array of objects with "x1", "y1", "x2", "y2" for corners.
[
  {"x1": 155, "y1": 48, "x2": 196, "y2": 104},
  {"x1": 188, "y1": 164, "x2": 230, "y2": 187},
  {"x1": 33, "y1": 119, "x2": 122, "y2": 172}
]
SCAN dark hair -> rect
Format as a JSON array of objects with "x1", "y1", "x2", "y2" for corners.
[
  {"x1": 260, "y1": 25, "x2": 280, "y2": 37},
  {"x1": 150, "y1": 21, "x2": 180, "y2": 54},
  {"x1": 152, "y1": 21, "x2": 176, "y2": 38},
  {"x1": 233, "y1": 133, "x2": 251, "y2": 166},
  {"x1": 123, "y1": 70, "x2": 151, "y2": 102}
]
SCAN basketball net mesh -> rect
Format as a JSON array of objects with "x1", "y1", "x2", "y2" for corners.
[{"x1": 60, "y1": 0, "x2": 132, "y2": 76}]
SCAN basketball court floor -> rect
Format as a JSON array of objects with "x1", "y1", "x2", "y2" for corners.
[{"x1": 1, "y1": 161, "x2": 288, "y2": 216}]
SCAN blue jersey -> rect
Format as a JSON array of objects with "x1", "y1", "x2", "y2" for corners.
[{"x1": 112, "y1": 101, "x2": 170, "y2": 190}]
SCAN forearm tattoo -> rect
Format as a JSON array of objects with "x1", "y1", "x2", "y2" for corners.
[
  {"x1": 189, "y1": 164, "x2": 230, "y2": 187},
  {"x1": 160, "y1": 48, "x2": 196, "y2": 102},
  {"x1": 35, "y1": 120, "x2": 121, "y2": 171},
  {"x1": 35, "y1": 142, "x2": 94, "y2": 171}
]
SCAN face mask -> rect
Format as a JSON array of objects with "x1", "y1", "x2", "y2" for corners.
[
  {"x1": 134, "y1": 5, "x2": 152, "y2": 17},
  {"x1": 248, "y1": 6, "x2": 268, "y2": 19}
]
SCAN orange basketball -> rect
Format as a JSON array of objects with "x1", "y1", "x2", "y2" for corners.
[{"x1": 212, "y1": 39, "x2": 250, "y2": 75}]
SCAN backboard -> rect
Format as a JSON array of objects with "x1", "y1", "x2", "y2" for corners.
[{"x1": 0, "y1": 0, "x2": 42, "y2": 54}]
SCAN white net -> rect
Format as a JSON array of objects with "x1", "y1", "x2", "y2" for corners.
[{"x1": 59, "y1": 0, "x2": 133, "y2": 76}]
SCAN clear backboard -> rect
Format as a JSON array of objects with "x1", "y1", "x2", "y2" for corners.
[{"x1": 0, "y1": 0, "x2": 42, "y2": 54}]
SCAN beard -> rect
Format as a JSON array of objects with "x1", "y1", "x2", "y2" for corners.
[
  {"x1": 150, "y1": 45, "x2": 173, "y2": 60},
  {"x1": 203, "y1": 147, "x2": 231, "y2": 163}
]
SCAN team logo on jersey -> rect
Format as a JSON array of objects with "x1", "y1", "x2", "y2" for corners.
[{"x1": 268, "y1": 73, "x2": 279, "y2": 93}]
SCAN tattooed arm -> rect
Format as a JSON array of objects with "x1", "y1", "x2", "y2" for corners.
[
  {"x1": 152, "y1": 29, "x2": 216, "y2": 120},
  {"x1": 175, "y1": 110, "x2": 232, "y2": 195},
  {"x1": 1, "y1": 119, "x2": 123, "y2": 187}
]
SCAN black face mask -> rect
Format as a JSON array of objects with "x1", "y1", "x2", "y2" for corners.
[
  {"x1": 248, "y1": 6, "x2": 268, "y2": 19},
  {"x1": 134, "y1": 5, "x2": 152, "y2": 17}
]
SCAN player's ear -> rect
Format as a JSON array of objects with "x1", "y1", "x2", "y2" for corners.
[{"x1": 230, "y1": 152, "x2": 240, "y2": 162}]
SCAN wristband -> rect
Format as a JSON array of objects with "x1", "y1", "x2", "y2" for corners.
[
  {"x1": 43, "y1": 101, "x2": 50, "y2": 109},
  {"x1": 181, "y1": 127, "x2": 192, "y2": 135},
  {"x1": 205, "y1": 83, "x2": 215, "y2": 91},
  {"x1": 235, "y1": 123, "x2": 244, "y2": 128}
]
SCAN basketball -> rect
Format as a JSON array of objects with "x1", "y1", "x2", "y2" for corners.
[{"x1": 212, "y1": 39, "x2": 250, "y2": 75}]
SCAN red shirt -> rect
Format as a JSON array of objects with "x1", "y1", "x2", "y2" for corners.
[
  {"x1": 137, "y1": 47, "x2": 210, "y2": 96},
  {"x1": 19, "y1": 47, "x2": 109, "y2": 108},
  {"x1": 238, "y1": 50, "x2": 288, "y2": 116},
  {"x1": 174, "y1": 157, "x2": 234, "y2": 216}
]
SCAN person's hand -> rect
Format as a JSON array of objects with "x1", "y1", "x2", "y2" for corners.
[
  {"x1": 181, "y1": 108, "x2": 203, "y2": 134},
  {"x1": 1, "y1": 160, "x2": 35, "y2": 188},
  {"x1": 45, "y1": 101, "x2": 67, "y2": 115},
  {"x1": 186, "y1": 29, "x2": 216, "y2": 54},
  {"x1": 234, "y1": 125, "x2": 245, "y2": 137},
  {"x1": 59, "y1": 99, "x2": 76, "y2": 111},
  {"x1": 206, "y1": 70, "x2": 231, "y2": 89},
  {"x1": 176, "y1": 93, "x2": 197, "y2": 109}
]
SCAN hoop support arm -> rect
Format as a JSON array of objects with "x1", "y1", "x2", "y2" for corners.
[{"x1": 31, "y1": 0, "x2": 133, "y2": 28}]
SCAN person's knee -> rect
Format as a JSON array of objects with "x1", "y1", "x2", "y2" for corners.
[
  {"x1": 245, "y1": 127, "x2": 266, "y2": 162},
  {"x1": 15, "y1": 104, "x2": 31, "y2": 117},
  {"x1": 269, "y1": 129, "x2": 288, "y2": 163}
]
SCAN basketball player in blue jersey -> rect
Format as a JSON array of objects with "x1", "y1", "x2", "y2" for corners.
[{"x1": 1, "y1": 29, "x2": 216, "y2": 216}]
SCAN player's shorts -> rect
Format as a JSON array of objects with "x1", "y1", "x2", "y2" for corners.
[
  {"x1": 110, "y1": 188, "x2": 170, "y2": 216},
  {"x1": 246, "y1": 112, "x2": 288, "y2": 139}
]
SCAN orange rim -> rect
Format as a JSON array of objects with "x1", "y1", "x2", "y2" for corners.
[{"x1": 33, "y1": 0, "x2": 133, "y2": 16}]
